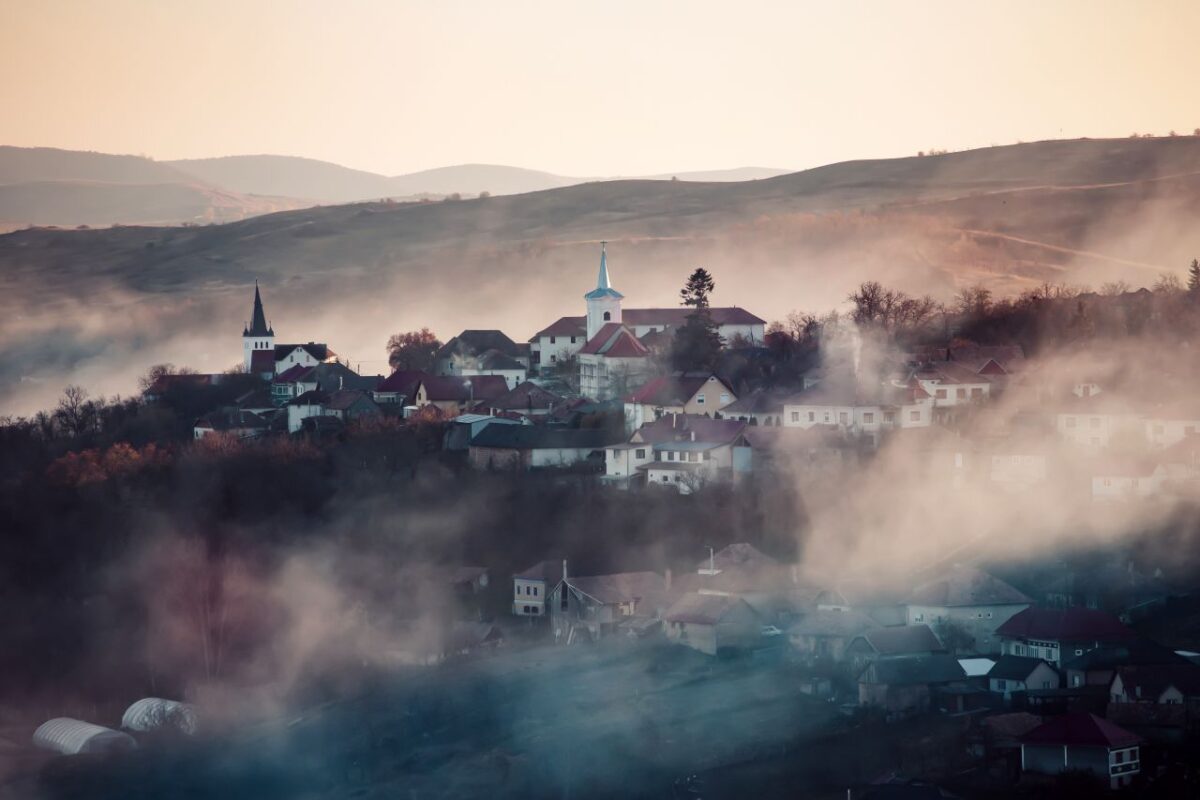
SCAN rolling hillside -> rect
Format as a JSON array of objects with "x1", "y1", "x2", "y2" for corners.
[{"x1": 2, "y1": 137, "x2": 1199, "y2": 414}]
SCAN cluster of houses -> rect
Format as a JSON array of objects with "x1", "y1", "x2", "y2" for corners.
[{"x1": 503, "y1": 550, "x2": 1198, "y2": 791}]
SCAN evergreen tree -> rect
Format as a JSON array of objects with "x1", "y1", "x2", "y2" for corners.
[
  {"x1": 1188, "y1": 258, "x2": 1200, "y2": 294},
  {"x1": 671, "y1": 268, "x2": 723, "y2": 371}
]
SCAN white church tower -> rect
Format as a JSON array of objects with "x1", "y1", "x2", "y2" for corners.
[
  {"x1": 242, "y1": 281, "x2": 275, "y2": 372},
  {"x1": 584, "y1": 241, "x2": 623, "y2": 341}
]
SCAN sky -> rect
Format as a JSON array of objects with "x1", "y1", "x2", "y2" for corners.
[{"x1": 2, "y1": 0, "x2": 1200, "y2": 177}]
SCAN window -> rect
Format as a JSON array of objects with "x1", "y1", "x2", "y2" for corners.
[
  {"x1": 533, "y1": 587, "x2": 538, "y2": 596},
  {"x1": 971, "y1": 388, "x2": 983, "y2": 398},
  {"x1": 838, "y1": 412, "x2": 848, "y2": 425},
  {"x1": 635, "y1": 448, "x2": 646, "y2": 459},
  {"x1": 956, "y1": 388, "x2": 966, "y2": 400},
  {"x1": 936, "y1": 389, "x2": 947, "y2": 399},
  {"x1": 696, "y1": 393, "x2": 705, "y2": 405},
  {"x1": 550, "y1": 355, "x2": 557, "y2": 363},
  {"x1": 910, "y1": 411, "x2": 920, "y2": 422},
  {"x1": 863, "y1": 413, "x2": 874, "y2": 424},
  {"x1": 603, "y1": 311, "x2": 611, "y2": 321},
  {"x1": 824, "y1": 412, "x2": 831, "y2": 423},
  {"x1": 550, "y1": 336, "x2": 556, "y2": 344},
  {"x1": 570, "y1": 336, "x2": 577, "y2": 344},
  {"x1": 791, "y1": 411, "x2": 800, "y2": 422},
  {"x1": 1114, "y1": 750, "x2": 1124, "y2": 765},
  {"x1": 690, "y1": 452, "x2": 699, "y2": 462},
  {"x1": 668, "y1": 452, "x2": 675, "y2": 461},
  {"x1": 808, "y1": 411, "x2": 816, "y2": 422},
  {"x1": 1074, "y1": 649, "x2": 1083, "y2": 656},
  {"x1": 531, "y1": 606, "x2": 539, "y2": 615},
  {"x1": 703, "y1": 451, "x2": 711, "y2": 461},
  {"x1": 1065, "y1": 416, "x2": 1076, "y2": 428},
  {"x1": 884, "y1": 411, "x2": 895, "y2": 423},
  {"x1": 720, "y1": 393, "x2": 730, "y2": 404},
  {"x1": 662, "y1": 475, "x2": 669, "y2": 483},
  {"x1": 996, "y1": 679, "x2": 1006, "y2": 690}
]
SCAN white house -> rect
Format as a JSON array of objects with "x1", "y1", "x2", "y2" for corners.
[
  {"x1": 1090, "y1": 459, "x2": 1167, "y2": 501},
  {"x1": 782, "y1": 380, "x2": 933, "y2": 440},
  {"x1": 905, "y1": 565, "x2": 1032, "y2": 654},
  {"x1": 610, "y1": 413, "x2": 751, "y2": 492},
  {"x1": 1056, "y1": 395, "x2": 1144, "y2": 453},
  {"x1": 1144, "y1": 409, "x2": 1200, "y2": 449},
  {"x1": 512, "y1": 560, "x2": 562, "y2": 618},
  {"x1": 623, "y1": 373, "x2": 737, "y2": 433},
  {"x1": 663, "y1": 593, "x2": 763, "y2": 656},
  {"x1": 915, "y1": 361, "x2": 994, "y2": 407},
  {"x1": 987, "y1": 654, "x2": 1060, "y2": 701}
]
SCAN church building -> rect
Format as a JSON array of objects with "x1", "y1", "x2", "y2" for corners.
[
  {"x1": 530, "y1": 244, "x2": 767, "y2": 400},
  {"x1": 241, "y1": 282, "x2": 336, "y2": 380}
]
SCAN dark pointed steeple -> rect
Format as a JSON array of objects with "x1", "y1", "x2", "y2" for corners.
[{"x1": 244, "y1": 280, "x2": 273, "y2": 337}]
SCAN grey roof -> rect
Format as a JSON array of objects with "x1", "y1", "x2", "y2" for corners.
[
  {"x1": 306, "y1": 362, "x2": 383, "y2": 392},
  {"x1": 470, "y1": 425, "x2": 616, "y2": 450},
  {"x1": 565, "y1": 571, "x2": 666, "y2": 606},
  {"x1": 33, "y1": 718, "x2": 136, "y2": 755},
  {"x1": 515, "y1": 559, "x2": 564, "y2": 583},
  {"x1": 861, "y1": 654, "x2": 966, "y2": 686},
  {"x1": 477, "y1": 349, "x2": 527, "y2": 371},
  {"x1": 907, "y1": 565, "x2": 1032, "y2": 607},
  {"x1": 988, "y1": 654, "x2": 1055, "y2": 681},
  {"x1": 437, "y1": 330, "x2": 522, "y2": 360},
  {"x1": 324, "y1": 389, "x2": 378, "y2": 412},
  {"x1": 664, "y1": 593, "x2": 756, "y2": 625},
  {"x1": 857, "y1": 624, "x2": 944, "y2": 656}
]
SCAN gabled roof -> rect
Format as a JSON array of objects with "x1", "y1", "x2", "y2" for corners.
[
  {"x1": 324, "y1": 389, "x2": 376, "y2": 412},
  {"x1": 631, "y1": 413, "x2": 747, "y2": 446},
  {"x1": 274, "y1": 342, "x2": 331, "y2": 362},
  {"x1": 996, "y1": 607, "x2": 1137, "y2": 643},
  {"x1": 375, "y1": 369, "x2": 429, "y2": 396},
  {"x1": 470, "y1": 425, "x2": 616, "y2": 450},
  {"x1": 437, "y1": 330, "x2": 521, "y2": 360},
  {"x1": 860, "y1": 654, "x2": 965, "y2": 686},
  {"x1": 515, "y1": 559, "x2": 564, "y2": 584},
  {"x1": 948, "y1": 344, "x2": 1025, "y2": 373},
  {"x1": 249, "y1": 349, "x2": 275, "y2": 374},
  {"x1": 622, "y1": 307, "x2": 766, "y2": 326},
  {"x1": 578, "y1": 323, "x2": 650, "y2": 357},
  {"x1": 566, "y1": 571, "x2": 666, "y2": 606},
  {"x1": 532, "y1": 316, "x2": 588, "y2": 339},
  {"x1": 627, "y1": 373, "x2": 731, "y2": 406},
  {"x1": 304, "y1": 362, "x2": 383, "y2": 392},
  {"x1": 419, "y1": 374, "x2": 508, "y2": 402},
  {"x1": 1020, "y1": 712, "x2": 1139, "y2": 748},
  {"x1": 475, "y1": 349, "x2": 526, "y2": 371},
  {"x1": 988, "y1": 654, "x2": 1056, "y2": 681},
  {"x1": 664, "y1": 592, "x2": 757, "y2": 625},
  {"x1": 916, "y1": 361, "x2": 994, "y2": 386},
  {"x1": 273, "y1": 364, "x2": 314, "y2": 383},
  {"x1": 907, "y1": 565, "x2": 1032, "y2": 607},
  {"x1": 489, "y1": 381, "x2": 564, "y2": 411},
  {"x1": 856, "y1": 624, "x2": 944, "y2": 656}
]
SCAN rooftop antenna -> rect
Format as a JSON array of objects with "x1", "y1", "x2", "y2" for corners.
[{"x1": 699, "y1": 546, "x2": 721, "y2": 576}]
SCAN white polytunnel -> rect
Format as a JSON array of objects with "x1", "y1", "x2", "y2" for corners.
[
  {"x1": 121, "y1": 698, "x2": 198, "y2": 735},
  {"x1": 32, "y1": 718, "x2": 137, "y2": 755}
]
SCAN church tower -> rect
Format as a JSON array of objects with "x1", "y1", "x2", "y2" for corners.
[
  {"x1": 584, "y1": 242, "x2": 623, "y2": 341},
  {"x1": 242, "y1": 281, "x2": 275, "y2": 372}
]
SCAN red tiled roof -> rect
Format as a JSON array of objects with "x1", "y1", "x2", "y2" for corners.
[
  {"x1": 1020, "y1": 712, "x2": 1139, "y2": 748},
  {"x1": 578, "y1": 323, "x2": 650, "y2": 357},
  {"x1": 996, "y1": 607, "x2": 1136, "y2": 643},
  {"x1": 532, "y1": 316, "x2": 587, "y2": 339},
  {"x1": 376, "y1": 369, "x2": 429, "y2": 396},
  {"x1": 627, "y1": 374, "x2": 727, "y2": 405},
  {"x1": 249, "y1": 350, "x2": 275, "y2": 374},
  {"x1": 623, "y1": 307, "x2": 766, "y2": 326},
  {"x1": 631, "y1": 413, "x2": 747, "y2": 445},
  {"x1": 907, "y1": 565, "x2": 1032, "y2": 607},
  {"x1": 273, "y1": 364, "x2": 313, "y2": 383}
]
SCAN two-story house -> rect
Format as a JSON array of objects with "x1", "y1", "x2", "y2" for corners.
[{"x1": 995, "y1": 607, "x2": 1137, "y2": 667}]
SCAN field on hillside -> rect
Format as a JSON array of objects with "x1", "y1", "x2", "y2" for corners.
[{"x1": 2, "y1": 137, "x2": 1199, "y2": 415}]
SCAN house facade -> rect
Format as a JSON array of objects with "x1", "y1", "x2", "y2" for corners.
[
  {"x1": 996, "y1": 607, "x2": 1137, "y2": 667},
  {"x1": 623, "y1": 373, "x2": 736, "y2": 432},
  {"x1": 663, "y1": 593, "x2": 762, "y2": 656},
  {"x1": 904, "y1": 565, "x2": 1032, "y2": 654},
  {"x1": 1020, "y1": 713, "x2": 1141, "y2": 790}
]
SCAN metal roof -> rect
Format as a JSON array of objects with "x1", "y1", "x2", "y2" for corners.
[{"x1": 33, "y1": 718, "x2": 137, "y2": 755}]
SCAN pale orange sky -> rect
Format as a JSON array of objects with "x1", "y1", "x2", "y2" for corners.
[{"x1": 2, "y1": 0, "x2": 1199, "y2": 176}]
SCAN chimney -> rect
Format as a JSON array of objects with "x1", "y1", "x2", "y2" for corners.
[
  {"x1": 664, "y1": 568, "x2": 672, "y2": 591},
  {"x1": 690, "y1": 430, "x2": 696, "y2": 442},
  {"x1": 562, "y1": 559, "x2": 568, "y2": 582}
]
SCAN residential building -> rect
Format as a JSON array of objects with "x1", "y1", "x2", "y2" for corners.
[
  {"x1": 434, "y1": 330, "x2": 529, "y2": 378},
  {"x1": 721, "y1": 388, "x2": 789, "y2": 428},
  {"x1": 996, "y1": 607, "x2": 1137, "y2": 667},
  {"x1": 1090, "y1": 458, "x2": 1167, "y2": 501},
  {"x1": 845, "y1": 624, "x2": 946, "y2": 674},
  {"x1": 1063, "y1": 640, "x2": 1192, "y2": 689},
  {"x1": 273, "y1": 342, "x2": 336, "y2": 375},
  {"x1": 578, "y1": 323, "x2": 652, "y2": 401},
  {"x1": 621, "y1": 413, "x2": 751, "y2": 491},
  {"x1": 486, "y1": 381, "x2": 565, "y2": 419},
  {"x1": 322, "y1": 389, "x2": 381, "y2": 423},
  {"x1": 904, "y1": 565, "x2": 1032, "y2": 653},
  {"x1": 549, "y1": 569, "x2": 669, "y2": 642},
  {"x1": 513, "y1": 560, "x2": 563, "y2": 618},
  {"x1": 1056, "y1": 395, "x2": 1143, "y2": 453},
  {"x1": 1019, "y1": 713, "x2": 1141, "y2": 790},
  {"x1": 857, "y1": 654, "x2": 966, "y2": 715},
  {"x1": 788, "y1": 609, "x2": 880, "y2": 662},
  {"x1": 1143, "y1": 408, "x2": 1200, "y2": 449},
  {"x1": 782, "y1": 380, "x2": 933, "y2": 441},
  {"x1": 193, "y1": 409, "x2": 269, "y2": 440},
  {"x1": 987, "y1": 655, "x2": 1060, "y2": 701},
  {"x1": 414, "y1": 375, "x2": 508, "y2": 416},
  {"x1": 371, "y1": 370, "x2": 428, "y2": 406},
  {"x1": 443, "y1": 413, "x2": 521, "y2": 451},
  {"x1": 623, "y1": 373, "x2": 737, "y2": 432},
  {"x1": 663, "y1": 593, "x2": 763, "y2": 656},
  {"x1": 467, "y1": 425, "x2": 614, "y2": 470},
  {"x1": 915, "y1": 361, "x2": 995, "y2": 408}
]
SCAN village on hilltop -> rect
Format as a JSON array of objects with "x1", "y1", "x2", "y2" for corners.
[{"x1": 130, "y1": 243, "x2": 1200, "y2": 794}]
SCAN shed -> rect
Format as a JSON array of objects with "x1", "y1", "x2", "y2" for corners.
[{"x1": 33, "y1": 718, "x2": 137, "y2": 755}]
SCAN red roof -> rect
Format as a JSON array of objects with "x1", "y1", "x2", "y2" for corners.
[
  {"x1": 578, "y1": 323, "x2": 650, "y2": 357},
  {"x1": 623, "y1": 307, "x2": 766, "y2": 326},
  {"x1": 1020, "y1": 712, "x2": 1139, "y2": 749},
  {"x1": 273, "y1": 364, "x2": 313, "y2": 383},
  {"x1": 996, "y1": 607, "x2": 1136, "y2": 643},
  {"x1": 532, "y1": 316, "x2": 587, "y2": 339},
  {"x1": 627, "y1": 374, "x2": 727, "y2": 405},
  {"x1": 249, "y1": 350, "x2": 275, "y2": 374},
  {"x1": 376, "y1": 369, "x2": 429, "y2": 396},
  {"x1": 632, "y1": 413, "x2": 747, "y2": 445}
]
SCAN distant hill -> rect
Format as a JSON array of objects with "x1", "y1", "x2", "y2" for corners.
[
  {"x1": 3, "y1": 137, "x2": 1199, "y2": 414},
  {"x1": 167, "y1": 157, "x2": 791, "y2": 202},
  {"x1": 0, "y1": 146, "x2": 310, "y2": 229}
]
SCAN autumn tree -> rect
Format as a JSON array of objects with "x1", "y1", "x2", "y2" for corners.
[
  {"x1": 670, "y1": 268, "x2": 723, "y2": 372},
  {"x1": 386, "y1": 328, "x2": 442, "y2": 371}
]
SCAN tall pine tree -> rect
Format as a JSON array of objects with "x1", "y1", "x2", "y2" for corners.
[
  {"x1": 671, "y1": 268, "x2": 724, "y2": 372},
  {"x1": 1188, "y1": 258, "x2": 1200, "y2": 294}
]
